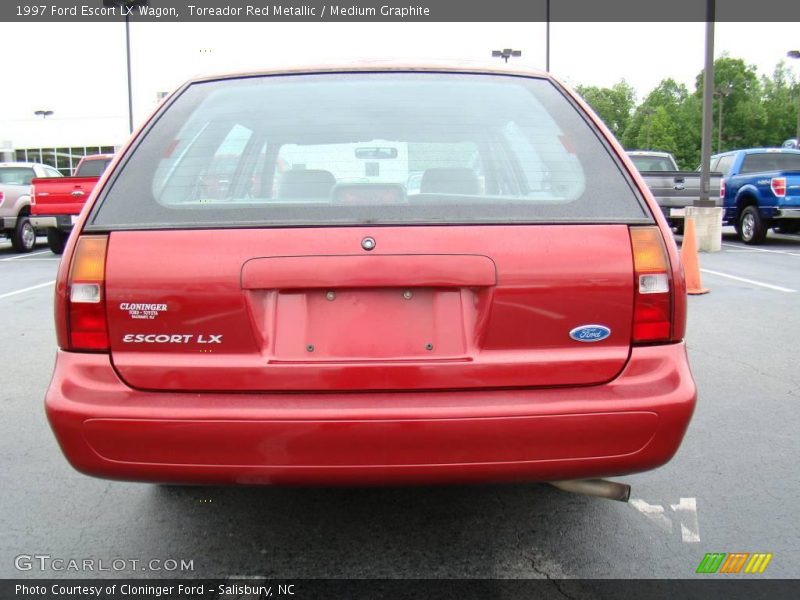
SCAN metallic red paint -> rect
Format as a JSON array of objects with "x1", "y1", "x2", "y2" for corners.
[
  {"x1": 45, "y1": 343, "x2": 695, "y2": 485},
  {"x1": 102, "y1": 225, "x2": 636, "y2": 391},
  {"x1": 46, "y1": 65, "x2": 697, "y2": 485},
  {"x1": 554, "y1": 75, "x2": 688, "y2": 342}
]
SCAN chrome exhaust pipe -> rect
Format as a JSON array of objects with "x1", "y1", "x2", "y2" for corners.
[{"x1": 550, "y1": 479, "x2": 631, "y2": 502}]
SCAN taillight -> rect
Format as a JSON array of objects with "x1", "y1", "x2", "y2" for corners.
[
  {"x1": 630, "y1": 227, "x2": 672, "y2": 344},
  {"x1": 0, "y1": 191, "x2": 4, "y2": 205},
  {"x1": 67, "y1": 235, "x2": 109, "y2": 351},
  {"x1": 771, "y1": 177, "x2": 786, "y2": 198},
  {"x1": 720, "y1": 178, "x2": 725, "y2": 198}
]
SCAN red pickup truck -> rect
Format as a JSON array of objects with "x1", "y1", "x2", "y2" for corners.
[{"x1": 30, "y1": 154, "x2": 113, "y2": 254}]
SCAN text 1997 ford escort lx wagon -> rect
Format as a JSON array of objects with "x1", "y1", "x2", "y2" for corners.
[{"x1": 45, "y1": 64, "x2": 696, "y2": 489}]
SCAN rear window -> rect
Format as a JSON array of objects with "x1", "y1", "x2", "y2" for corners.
[
  {"x1": 90, "y1": 73, "x2": 649, "y2": 229},
  {"x1": 76, "y1": 158, "x2": 112, "y2": 178},
  {"x1": 714, "y1": 155, "x2": 736, "y2": 176},
  {"x1": 629, "y1": 155, "x2": 675, "y2": 172},
  {"x1": 740, "y1": 152, "x2": 800, "y2": 174},
  {"x1": 0, "y1": 167, "x2": 35, "y2": 186}
]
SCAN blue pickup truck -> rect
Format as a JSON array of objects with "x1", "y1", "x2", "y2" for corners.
[{"x1": 712, "y1": 148, "x2": 800, "y2": 244}]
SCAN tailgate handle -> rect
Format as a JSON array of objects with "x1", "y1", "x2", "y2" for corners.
[
  {"x1": 241, "y1": 254, "x2": 497, "y2": 289},
  {"x1": 71, "y1": 190, "x2": 85, "y2": 197}
]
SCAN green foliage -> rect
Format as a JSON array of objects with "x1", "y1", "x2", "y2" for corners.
[
  {"x1": 575, "y1": 81, "x2": 636, "y2": 138},
  {"x1": 761, "y1": 62, "x2": 799, "y2": 147},
  {"x1": 577, "y1": 57, "x2": 799, "y2": 170}
]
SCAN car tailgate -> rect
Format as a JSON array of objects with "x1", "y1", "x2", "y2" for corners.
[
  {"x1": 640, "y1": 171, "x2": 722, "y2": 209},
  {"x1": 31, "y1": 176, "x2": 99, "y2": 216},
  {"x1": 105, "y1": 224, "x2": 635, "y2": 392}
]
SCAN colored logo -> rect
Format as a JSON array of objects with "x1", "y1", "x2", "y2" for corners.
[
  {"x1": 696, "y1": 552, "x2": 773, "y2": 574},
  {"x1": 569, "y1": 325, "x2": 611, "y2": 342}
]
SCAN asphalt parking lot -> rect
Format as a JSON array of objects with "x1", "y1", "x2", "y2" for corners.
[{"x1": 1, "y1": 229, "x2": 798, "y2": 581}]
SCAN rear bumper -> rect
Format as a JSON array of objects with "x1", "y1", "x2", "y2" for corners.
[
  {"x1": 775, "y1": 208, "x2": 800, "y2": 219},
  {"x1": 29, "y1": 215, "x2": 74, "y2": 231},
  {"x1": 45, "y1": 343, "x2": 697, "y2": 486},
  {"x1": 1, "y1": 216, "x2": 17, "y2": 230}
]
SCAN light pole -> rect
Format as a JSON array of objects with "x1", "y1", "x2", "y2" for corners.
[
  {"x1": 714, "y1": 83, "x2": 733, "y2": 154},
  {"x1": 698, "y1": 0, "x2": 716, "y2": 207},
  {"x1": 34, "y1": 110, "x2": 54, "y2": 119},
  {"x1": 103, "y1": 1, "x2": 148, "y2": 134},
  {"x1": 545, "y1": 0, "x2": 550, "y2": 72},
  {"x1": 641, "y1": 107, "x2": 655, "y2": 150},
  {"x1": 788, "y1": 50, "x2": 800, "y2": 146}
]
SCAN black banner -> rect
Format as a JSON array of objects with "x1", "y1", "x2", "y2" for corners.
[
  {"x1": 3, "y1": 0, "x2": 800, "y2": 22},
  {"x1": 2, "y1": 579, "x2": 799, "y2": 600}
]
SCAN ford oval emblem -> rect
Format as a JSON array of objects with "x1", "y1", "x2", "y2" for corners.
[{"x1": 569, "y1": 325, "x2": 611, "y2": 342}]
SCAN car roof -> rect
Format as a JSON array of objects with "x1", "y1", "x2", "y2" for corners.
[
  {"x1": 626, "y1": 151, "x2": 674, "y2": 158},
  {"x1": 80, "y1": 154, "x2": 115, "y2": 161},
  {"x1": 711, "y1": 148, "x2": 800, "y2": 159},
  {"x1": 181, "y1": 60, "x2": 550, "y2": 87},
  {"x1": 0, "y1": 162, "x2": 50, "y2": 169}
]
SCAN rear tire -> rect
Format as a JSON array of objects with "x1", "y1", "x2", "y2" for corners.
[
  {"x1": 46, "y1": 229, "x2": 68, "y2": 255},
  {"x1": 738, "y1": 206, "x2": 768, "y2": 245},
  {"x1": 10, "y1": 217, "x2": 36, "y2": 253}
]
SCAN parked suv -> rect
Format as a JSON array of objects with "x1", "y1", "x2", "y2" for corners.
[{"x1": 45, "y1": 64, "x2": 696, "y2": 487}]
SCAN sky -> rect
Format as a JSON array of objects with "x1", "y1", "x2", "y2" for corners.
[{"x1": 0, "y1": 21, "x2": 798, "y2": 149}]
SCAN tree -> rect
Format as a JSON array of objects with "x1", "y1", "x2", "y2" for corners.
[
  {"x1": 621, "y1": 79, "x2": 697, "y2": 168},
  {"x1": 578, "y1": 56, "x2": 798, "y2": 171},
  {"x1": 575, "y1": 80, "x2": 636, "y2": 139},
  {"x1": 695, "y1": 55, "x2": 766, "y2": 152},
  {"x1": 760, "y1": 61, "x2": 798, "y2": 147}
]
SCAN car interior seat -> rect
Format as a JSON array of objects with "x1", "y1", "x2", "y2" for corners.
[
  {"x1": 419, "y1": 168, "x2": 480, "y2": 195},
  {"x1": 277, "y1": 169, "x2": 337, "y2": 199}
]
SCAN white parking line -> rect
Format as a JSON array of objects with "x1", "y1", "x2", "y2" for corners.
[
  {"x1": 0, "y1": 280, "x2": 55, "y2": 300},
  {"x1": 630, "y1": 496, "x2": 701, "y2": 543},
  {"x1": 670, "y1": 497, "x2": 701, "y2": 543},
  {"x1": 630, "y1": 499, "x2": 672, "y2": 533},
  {"x1": 0, "y1": 250, "x2": 51, "y2": 262},
  {"x1": 700, "y1": 268, "x2": 797, "y2": 293},
  {"x1": 7, "y1": 258, "x2": 61, "y2": 262},
  {"x1": 721, "y1": 242, "x2": 800, "y2": 257}
]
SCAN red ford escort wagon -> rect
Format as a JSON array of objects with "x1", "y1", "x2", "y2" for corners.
[{"x1": 45, "y1": 63, "x2": 696, "y2": 490}]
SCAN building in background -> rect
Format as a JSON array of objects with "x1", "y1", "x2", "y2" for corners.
[
  {"x1": 1, "y1": 114, "x2": 126, "y2": 174},
  {"x1": 8, "y1": 145, "x2": 117, "y2": 175},
  {"x1": 0, "y1": 92, "x2": 175, "y2": 173}
]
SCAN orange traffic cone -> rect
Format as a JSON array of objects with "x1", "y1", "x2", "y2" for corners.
[{"x1": 681, "y1": 216, "x2": 709, "y2": 295}]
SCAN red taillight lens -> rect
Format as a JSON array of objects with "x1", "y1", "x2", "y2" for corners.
[
  {"x1": 720, "y1": 178, "x2": 726, "y2": 198},
  {"x1": 771, "y1": 177, "x2": 786, "y2": 198},
  {"x1": 630, "y1": 227, "x2": 672, "y2": 344},
  {"x1": 67, "y1": 235, "x2": 109, "y2": 351}
]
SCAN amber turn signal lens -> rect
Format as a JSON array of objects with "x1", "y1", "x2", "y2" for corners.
[{"x1": 69, "y1": 236, "x2": 108, "y2": 282}]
